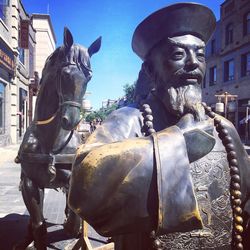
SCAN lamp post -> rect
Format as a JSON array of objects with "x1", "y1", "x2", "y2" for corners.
[
  {"x1": 245, "y1": 106, "x2": 249, "y2": 143},
  {"x1": 244, "y1": 101, "x2": 250, "y2": 144},
  {"x1": 215, "y1": 92, "x2": 238, "y2": 119}
]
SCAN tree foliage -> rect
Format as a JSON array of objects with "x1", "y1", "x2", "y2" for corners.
[
  {"x1": 84, "y1": 82, "x2": 136, "y2": 123},
  {"x1": 123, "y1": 82, "x2": 136, "y2": 105},
  {"x1": 85, "y1": 103, "x2": 118, "y2": 122}
]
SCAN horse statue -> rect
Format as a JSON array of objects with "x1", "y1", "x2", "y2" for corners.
[{"x1": 14, "y1": 27, "x2": 101, "y2": 250}]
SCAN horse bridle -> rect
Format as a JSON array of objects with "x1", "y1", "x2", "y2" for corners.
[
  {"x1": 35, "y1": 61, "x2": 92, "y2": 156},
  {"x1": 36, "y1": 61, "x2": 91, "y2": 125}
]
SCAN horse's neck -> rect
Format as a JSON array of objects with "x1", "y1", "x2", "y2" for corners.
[
  {"x1": 33, "y1": 80, "x2": 62, "y2": 153},
  {"x1": 34, "y1": 79, "x2": 59, "y2": 121}
]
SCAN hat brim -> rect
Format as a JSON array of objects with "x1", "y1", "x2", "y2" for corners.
[{"x1": 132, "y1": 3, "x2": 216, "y2": 60}]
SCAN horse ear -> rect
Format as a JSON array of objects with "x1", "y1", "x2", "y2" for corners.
[
  {"x1": 88, "y1": 36, "x2": 102, "y2": 57},
  {"x1": 64, "y1": 27, "x2": 74, "y2": 49}
]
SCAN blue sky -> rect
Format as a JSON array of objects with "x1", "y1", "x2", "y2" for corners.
[{"x1": 22, "y1": 0, "x2": 224, "y2": 110}]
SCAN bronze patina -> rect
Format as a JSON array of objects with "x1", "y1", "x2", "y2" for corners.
[
  {"x1": 14, "y1": 28, "x2": 101, "y2": 250},
  {"x1": 69, "y1": 3, "x2": 250, "y2": 250}
]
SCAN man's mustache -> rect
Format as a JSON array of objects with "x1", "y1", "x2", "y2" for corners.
[{"x1": 174, "y1": 68, "x2": 203, "y2": 83}]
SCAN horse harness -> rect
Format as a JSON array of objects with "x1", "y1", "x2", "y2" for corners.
[
  {"x1": 20, "y1": 61, "x2": 91, "y2": 167},
  {"x1": 36, "y1": 61, "x2": 87, "y2": 125}
]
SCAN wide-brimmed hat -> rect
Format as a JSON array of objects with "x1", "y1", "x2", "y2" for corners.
[{"x1": 132, "y1": 3, "x2": 216, "y2": 60}]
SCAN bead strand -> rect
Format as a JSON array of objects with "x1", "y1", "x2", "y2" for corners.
[
  {"x1": 141, "y1": 103, "x2": 156, "y2": 136},
  {"x1": 141, "y1": 103, "x2": 162, "y2": 250},
  {"x1": 202, "y1": 102, "x2": 244, "y2": 250}
]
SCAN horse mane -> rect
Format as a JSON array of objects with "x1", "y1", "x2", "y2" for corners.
[{"x1": 40, "y1": 43, "x2": 92, "y2": 85}]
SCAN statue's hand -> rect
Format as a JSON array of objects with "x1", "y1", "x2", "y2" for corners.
[{"x1": 177, "y1": 113, "x2": 215, "y2": 162}]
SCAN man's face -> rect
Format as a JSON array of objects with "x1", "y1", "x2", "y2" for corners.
[
  {"x1": 150, "y1": 34, "x2": 206, "y2": 87},
  {"x1": 147, "y1": 34, "x2": 206, "y2": 120}
]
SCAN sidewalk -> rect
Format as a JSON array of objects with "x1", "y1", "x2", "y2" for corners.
[{"x1": 0, "y1": 144, "x2": 108, "y2": 250}]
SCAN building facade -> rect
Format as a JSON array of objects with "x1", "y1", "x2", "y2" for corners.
[
  {"x1": 31, "y1": 14, "x2": 56, "y2": 78},
  {"x1": 0, "y1": 0, "x2": 15, "y2": 146},
  {"x1": 203, "y1": 0, "x2": 250, "y2": 138},
  {"x1": 15, "y1": 1, "x2": 36, "y2": 142},
  {"x1": 0, "y1": 0, "x2": 35, "y2": 145},
  {"x1": 0, "y1": 1, "x2": 56, "y2": 146}
]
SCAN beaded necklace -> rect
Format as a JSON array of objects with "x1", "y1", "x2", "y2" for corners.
[{"x1": 141, "y1": 102, "x2": 244, "y2": 250}]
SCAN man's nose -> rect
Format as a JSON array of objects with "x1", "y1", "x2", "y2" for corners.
[{"x1": 185, "y1": 51, "x2": 199, "y2": 71}]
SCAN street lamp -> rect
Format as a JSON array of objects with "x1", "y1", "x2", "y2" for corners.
[
  {"x1": 245, "y1": 106, "x2": 249, "y2": 143},
  {"x1": 215, "y1": 92, "x2": 238, "y2": 119},
  {"x1": 244, "y1": 100, "x2": 250, "y2": 144}
]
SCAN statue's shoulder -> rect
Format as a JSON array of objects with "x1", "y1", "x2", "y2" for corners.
[
  {"x1": 85, "y1": 106, "x2": 143, "y2": 144},
  {"x1": 105, "y1": 105, "x2": 142, "y2": 124}
]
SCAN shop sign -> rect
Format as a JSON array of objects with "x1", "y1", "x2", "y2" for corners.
[
  {"x1": 0, "y1": 38, "x2": 15, "y2": 74},
  {"x1": 20, "y1": 20, "x2": 29, "y2": 49}
]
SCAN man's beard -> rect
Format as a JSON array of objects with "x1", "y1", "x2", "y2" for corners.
[
  {"x1": 167, "y1": 84, "x2": 205, "y2": 121},
  {"x1": 154, "y1": 67, "x2": 206, "y2": 121}
]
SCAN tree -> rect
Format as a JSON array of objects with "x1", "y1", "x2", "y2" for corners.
[
  {"x1": 85, "y1": 103, "x2": 118, "y2": 122},
  {"x1": 85, "y1": 82, "x2": 135, "y2": 123},
  {"x1": 123, "y1": 82, "x2": 136, "y2": 105}
]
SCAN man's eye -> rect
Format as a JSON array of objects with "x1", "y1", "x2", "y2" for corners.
[
  {"x1": 197, "y1": 52, "x2": 205, "y2": 57},
  {"x1": 171, "y1": 51, "x2": 184, "y2": 60},
  {"x1": 197, "y1": 52, "x2": 205, "y2": 61}
]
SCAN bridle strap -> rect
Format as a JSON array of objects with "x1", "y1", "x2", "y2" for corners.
[
  {"x1": 35, "y1": 112, "x2": 58, "y2": 125},
  {"x1": 35, "y1": 102, "x2": 81, "y2": 126},
  {"x1": 60, "y1": 100, "x2": 82, "y2": 108},
  {"x1": 52, "y1": 129, "x2": 74, "y2": 154},
  {"x1": 35, "y1": 60, "x2": 88, "y2": 126}
]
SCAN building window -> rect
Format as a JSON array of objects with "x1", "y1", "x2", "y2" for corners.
[
  {"x1": 209, "y1": 66, "x2": 217, "y2": 85},
  {"x1": 211, "y1": 39, "x2": 216, "y2": 55},
  {"x1": 241, "y1": 52, "x2": 250, "y2": 76},
  {"x1": 243, "y1": 12, "x2": 250, "y2": 36},
  {"x1": 18, "y1": 18, "x2": 25, "y2": 64},
  {"x1": 0, "y1": 0, "x2": 9, "y2": 22},
  {"x1": 0, "y1": 82, "x2": 5, "y2": 134},
  {"x1": 224, "y1": 59, "x2": 234, "y2": 81},
  {"x1": 225, "y1": 23, "x2": 233, "y2": 45},
  {"x1": 18, "y1": 48, "x2": 25, "y2": 64}
]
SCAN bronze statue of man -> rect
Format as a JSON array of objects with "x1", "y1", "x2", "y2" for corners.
[{"x1": 69, "y1": 3, "x2": 250, "y2": 249}]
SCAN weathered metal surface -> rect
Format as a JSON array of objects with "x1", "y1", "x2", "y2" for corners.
[
  {"x1": 14, "y1": 28, "x2": 101, "y2": 249},
  {"x1": 69, "y1": 3, "x2": 250, "y2": 250}
]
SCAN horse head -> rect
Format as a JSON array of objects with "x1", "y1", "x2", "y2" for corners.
[
  {"x1": 59, "y1": 28, "x2": 101, "y2": 130},
  {"x1": 36, "y1": 28, "x2": 101, "y2": 132}
]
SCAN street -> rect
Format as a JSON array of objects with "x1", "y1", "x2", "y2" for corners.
[{"x1": 0, "y1": 144, "x2": 108, "y2": 250}]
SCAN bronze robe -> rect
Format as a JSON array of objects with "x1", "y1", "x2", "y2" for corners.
[{"x1": 69, "y1": 105, "x2": 250, "y2": 249}]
